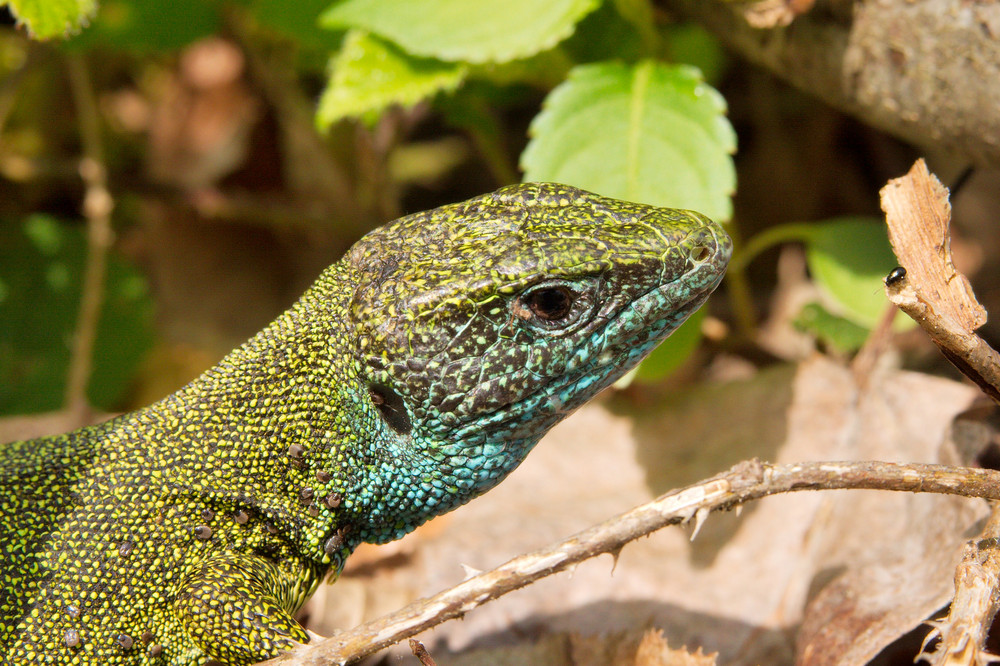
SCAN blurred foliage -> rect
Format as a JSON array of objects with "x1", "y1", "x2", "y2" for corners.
[
  {"x1": 793, "y1": 302, "x2": 872, "y2": 355},
  {"x1": 65, "y1": 0, "x2": 219, "y2": 52},
  {"x1": 735, "y1": 216, "x2": 913, "y2": 354},
  {"x1": 0, "y1": 215, "x2": 153, "y2": 414},
  {"x1": 4, "y1": 0, "x2": 95, "y2": 39},
  {"x1": 319, "y1": 0, "x2": 601, "y2": 64},
  {"x1": 0, "y1": 0, "x2": 927, "y2": 412},
  {"x1": 804, "y1": 217, "x2": 905, "y2": 329}
]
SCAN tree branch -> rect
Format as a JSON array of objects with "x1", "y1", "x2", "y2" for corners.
[
  {"x1": 882, "y1": 160, "x2": 1000, "y2": 404},
  {"x1": 664, "y1": 0, "x2": 1000, "y2": 169},
  {"x1": 259, "y1": 459, "x2": 1000, "y2": 665},
  {"x1": 881, "y1": 159, "x2": 1000, "y2": 663}
]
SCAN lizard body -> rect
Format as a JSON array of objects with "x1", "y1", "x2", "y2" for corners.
[{"x1": 0, "y1": 183, "x2": 731, "y2": 665}]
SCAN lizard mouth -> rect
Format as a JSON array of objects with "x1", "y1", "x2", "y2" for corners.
[
  {"x1": 538, "y1": 264, "x2": 725, "y2": 412},
  {"x1": 524, "y1": 225, "x2": 730, "y2": 418},
  {"x1": 449, "y1": 240, "x2": 730, "y2": 447}
]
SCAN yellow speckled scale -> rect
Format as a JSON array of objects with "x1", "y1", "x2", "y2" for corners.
[{"x1": 0, "y1": 183, "x2": 730, "y2": 664}]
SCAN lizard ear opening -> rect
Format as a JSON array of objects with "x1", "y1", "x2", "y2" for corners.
[{"x1": 368, "y1": 383, "x2": 412, "y2": 435}]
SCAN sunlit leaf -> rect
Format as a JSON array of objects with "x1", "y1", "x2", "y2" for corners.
[
  {"x1": 320, "y1": 0, "x2": 599, "y2": 64},
  {"x1": 522, "y1": 61, "x2": 736, "y2": 222},
  {"x1": 317, "y1": 30, "x2": 466, "y2": 128},
  {"x1": 4, "y1": 0, "x2": 96, "y2": 39}
]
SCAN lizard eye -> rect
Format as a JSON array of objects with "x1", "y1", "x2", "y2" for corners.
[
  {"x1": 368, "y1": 383, "x2": 412, "y2": 435},
  {"x1": 513, "y1": 279, "x2": 596, "y2": 334},
  {"x1": 523, "y1": 286, "x2": 573, "y2": 321}
]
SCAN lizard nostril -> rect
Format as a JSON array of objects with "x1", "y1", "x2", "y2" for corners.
[{"x1": 691, "y1": 245, "x2": 712, "y2": 263}]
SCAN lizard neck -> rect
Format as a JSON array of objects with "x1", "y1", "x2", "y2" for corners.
[
  {"x1": 122, "y1": 264, "x2": 527, "y2": 563},
  {"x1": 117, "y1": 267, "x2": 368, "y2": 565},
  {"x1": 345, "y1": 432, "x2": 542, "y2": 545}
]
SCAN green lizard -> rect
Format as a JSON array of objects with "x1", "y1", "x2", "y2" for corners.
[{"x1": 0, "y1": 182, "x2": 731, "y2": 665}]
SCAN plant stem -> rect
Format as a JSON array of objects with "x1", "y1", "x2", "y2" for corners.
[{"x1": 64, "y1": 52, "x2": 114, "y2": 421}]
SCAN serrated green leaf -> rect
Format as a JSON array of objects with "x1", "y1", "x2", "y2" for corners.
[
  {"x1": 804, "y1": 217, "x2": 909, "y2": 329},
  {"x1": 317, "y1": 30, "x2": 467, "y2": 128},
  {"x1": 5, "y1": 0, "x2": 96, "y2": 39},
  {"x1": 320, "y1": 0, "x2": 599, "y2": 64},
  {"x1": 521, "y1": 61, "x2": 736, "y2": 222},
  {"x1": 0, "y1": 215, "x2": 154, "y2": 415}
]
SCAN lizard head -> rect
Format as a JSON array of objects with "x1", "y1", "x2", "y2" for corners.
[{"x1": 343, "y1": 183, "x2": 731, "y2": 540}]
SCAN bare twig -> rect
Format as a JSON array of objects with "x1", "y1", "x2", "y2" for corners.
[
  {"x1": 882, "y1": 159, "x2": 1000, "y2": 404},
  {"x1": 64, "y1": 53, "x2": 115, "y2": 421},
  {"x1": 408, "y1": 639, "x2": 437, "y2": 666},
  {"x1": 921, "y1": 505, "x2": 1000, "y2": 665},
  {"x1": 260, "y1": 459, "x2": 1000, "y2": 666},
  {"x1": 881, "y1": 158, "x2": 1000, "y2": 664}
]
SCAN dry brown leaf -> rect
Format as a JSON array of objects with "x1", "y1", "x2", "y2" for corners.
[
  {"x1": 420, "y1": 634, "x2": 573, "y2": 666},
  {"x1": 304, "y1": 357, "x2": 983, "y2": 665},
  {"x1": 428, "y1": 629, "x2": 718, "y2": 666},
  {"x1": 880, "y1": 159, "x2": 1000, "y2": 665},
  {"x1": 633, "y1": 629, "x2": 718, "y2": 666}
]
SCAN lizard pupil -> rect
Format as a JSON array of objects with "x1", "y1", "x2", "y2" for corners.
[
  {"x1": 368, "y1": 383, "x2": 412, "y2": 435},
  {"x1": 524, "y1": 286, "x2": 574, "y2": 321}
]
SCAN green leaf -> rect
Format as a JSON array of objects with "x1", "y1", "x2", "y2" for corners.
[
  {"x1": 804, "y1": 217, "x2": 908, "y2": 329},
  {"x1": 521, "y1": 61, "x2": 736, "y2": 222},
  {"x1": 320, "y1": 0, "x2": 599, "y2": 64},
  {"x1": 65, "y1": 0, "x2": 218, "y2": 52},
  {"x1": 4, "y1": 0, "x2": 96, "y2": 39},
  {"x1": 0, "y1": 215, "x2": 155, "y2": 415},
  {"x1": 631, "y1": 307, "x2": 707, "y2": 384},
  {"x1": 317, "y1": 30, "x2": 467, "y2": 128},
  {"x1": 793, "y1": 302, "x2": 871, "y2": 353}
]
